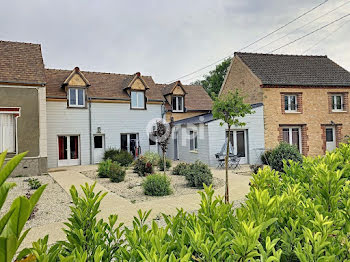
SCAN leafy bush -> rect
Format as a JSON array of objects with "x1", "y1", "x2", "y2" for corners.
[
  {"x1": 142, "y1": 174, "x2": 172, "y2": 196},
  {"x1": 0, "y1": 151, "x2": 46, "y2": 262},
  {"x1": 250, "y1": 164, "x2": 263, "y2": 174},
  {"x1": 97, "y1": 159, "x2": 112, "y2": 178},
  {"x1": 267, "y1": 142, "x2": 303, "y2": 172},
  {"x1": 133, "y1": 156, "x2": 154, "y2": 176},
  {"x1": 172, "y1": 162, "x2": 190, "y2": 176},
  {"x1": 27, "y1": 178, "x2": 42, "y2": 189},
  {"x1": 103, "y1": 148, "x2": 133, "y2": 167},
  {"x1": 21, "y1": 143, "x2": 350, "y2": 261},
  {"x1": 109, "y1": 162, "x2": 126, "y2": 183},
  {"x1": 158, "y1": 158, "x2": 172, "y2": 171},
  {"x1": 143, "y1": 152, "x2": 161, "y2": 166},
  {"x1": 185, "y1": 160, "x2": 213, "y2": 188}
]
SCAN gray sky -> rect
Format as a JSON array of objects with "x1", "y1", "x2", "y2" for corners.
[{"x1": 1, "y1": 0, "x2": 349, "y2": 84}]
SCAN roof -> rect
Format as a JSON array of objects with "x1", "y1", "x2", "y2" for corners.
[
  {"x1": 174, "y1": 103, "x2": 263, "y2": 125},
  {"x1": 0, "y1": 41, "x2": 45, "y2": 85},
  {"x1": 45, "y1": 69, "x2": 164, "y2": 101},
  {"x1": 236, "y1": 52, "x2": 350, "y2": 87}
]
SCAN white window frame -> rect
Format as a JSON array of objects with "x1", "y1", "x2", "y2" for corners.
[
  {"x1": 68, "y1": 88, "x2": 85, "y2": 107},
  {"x1": 284, "y1": 94, "x2": 298, "y2": 112},
  {"x1": 189, "y1": 130, "x2": 198, "y2": 151},
  {"x1": 172, "y1": 96, "x2": 184, "y2": 112},
  {"x1": 0, "y1": 112, "x2": 18, "y2": 153},
  {"x1": 281, "y1": 126, "x2": 302, "y2": 153},
  {"x1": 131, "y1": 91, "x2": 145, "y2": 109},
  {"x1": 332, "y1": 94, "x2": 344, "y2": 111}
]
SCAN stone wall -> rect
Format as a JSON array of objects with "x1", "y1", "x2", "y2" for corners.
[{"x1": 7, "y1": 157, "x2": 48, "y2": 177}]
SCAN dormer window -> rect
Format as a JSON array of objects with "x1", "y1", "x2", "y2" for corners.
[
  {"x1": 68, "y1": 88, "x2": 85, "y2": 107},
  {"x1": 172, "y1": 96, "x2": 184, "y2": 112},
  {"x1": 131, "y1": 91, "x2": 145, "y2": 109}
]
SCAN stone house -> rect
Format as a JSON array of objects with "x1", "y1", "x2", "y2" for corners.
[
  {"x1": 220, "y1": 52, "x2": 350, "y2": 156},
  {"x1": 0, "y1": 41, "x2": 47, "y2": 175}
]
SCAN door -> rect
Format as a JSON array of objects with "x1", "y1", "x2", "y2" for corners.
[
  {"x1": 226, "y1": 130, "x2": 248, "y2": 164},
  {"x1": 174, "y1": 131, "x2": 178, "y2": 160},
  {"x1": 121, "y1": 133, "x2": 139, "y2": 157},
  {"x1": 326, "y1": 127, "x2": 336, "y2": 152},
  {"x1": 58, "y1": 135, "x2": 80, "y2": 166},
  {"x1": 93, "y1": 135, "x2": 105, "y2": 164}
]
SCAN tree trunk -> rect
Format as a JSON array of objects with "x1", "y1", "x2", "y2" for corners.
[
  {"x1": 163, "y1": 151, "x2": 166, "y2": 175},
  {"x1": 225, "y1": 125, "x2": 230, "y2": 203}
]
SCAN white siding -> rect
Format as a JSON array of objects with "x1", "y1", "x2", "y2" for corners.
[
  {"x1": 168, "y1": 105, "x2": 265, "y2": 166},
  {"x1": 91, "y1": 103, "x2": 162, "y2": 157},
  {"x1": 208, "y1": 105, "x2": 264, "y2": 166},
  {"x1": 47, "y1": 101, "x2": 90, "y2": 168},
  {"x1": 47, "y1": 101, "x2": 162, "y2": 168},
  {"x1": 38, "y1": 87, "x2": 47, "y2": 157}
]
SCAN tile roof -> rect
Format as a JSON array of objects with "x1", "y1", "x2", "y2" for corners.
[
  {"x1": 0, "y1": 41, "x2": 45, "y2": 85},
  {"x1": 46, "y1": 69, "x2": 212, "y2": 110},
  {"x1": 236, "y1": 52, "x2": 350, "y2": 87}
]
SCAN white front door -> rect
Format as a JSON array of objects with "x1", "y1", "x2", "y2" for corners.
[
  {"x1": 58, "y1": 135, "x2": 80, "y2": 167},
  {"x1": 326, "y1": 127, "x2": 336, "y2": 152},
  {"x1": 93, "y1": 135, "x2": 105, "y2": 164}
]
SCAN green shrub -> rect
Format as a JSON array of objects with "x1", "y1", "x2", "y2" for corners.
[
  {"x1": 142, "y1": 174, "x2": 172, "y2": 196},
  {"x1": 109, "y1": 162, "x2": 126, "y2": 183},
  {"x1": 185, "y1": 160, "x2": 213, "y2": 188},
  {"x1": 27, "y1": 178, "x2": 42, "y2": 189},
  {"x1": 103, "y1": 148, "x2": 134, "y2": 167},
  {"x1": 172, "y1": 162, "x2": 190, "y2": 176},
  {"x1": 133, "y1": 156, "x2": 154, "y2": 176},
  {"x1": 268, "y1": 142, "x2": 303, "y2": 172},
  {"x1": 97, "y1": 159, "x2": 112, "y2": 178},
  {"x1": 250, "y1": 164, "x2": 263, "y2": 174},
  {"x1": 158, "y1": 158, "x2": 172, "y2": 171},
  {"x1": 143, "y1": 152, "x2": 161, "y2": 166}
]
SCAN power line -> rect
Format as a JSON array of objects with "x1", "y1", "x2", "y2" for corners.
[
  {"x1": 165, "y1": 0, "x2": 329, "y2": 83},
  {"x1": 254, "y1": 0, "x2": 350, "y2": 52},
  {"x1": 302, "y1": 18, "x2": 350, "y2": 54},
  {"x1": 269, "y1": 13, "x2": 350, "y2": 53}
]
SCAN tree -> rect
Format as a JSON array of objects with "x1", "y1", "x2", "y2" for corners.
[
  {"x1": 212, "y1": 90, "x2": 254, "y2": 203},
  {"x1": 192, "y1": 58, "x2": 231, "y2": 98},
  {"x1": 152, "y1": 118, "x2": 174, "y2": 174}
]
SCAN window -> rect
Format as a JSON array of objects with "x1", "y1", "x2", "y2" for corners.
[
  {"x1": 131, "y1": 91, "x2": 145, "y2": 109},
  {"x1": 284, "y1": 95, "x2": 297, "y2": 112},
  {"x1": 69, "y1": 88, "x2": 85, "y2": 107},
  {"x1": 326, "y1": 128, "x2": 334, "y2": 142},
  {"x1": 172, "y1": 96, "x2": 184, "y2": 112},
  {"x1": 94, "y1": 136, "x2": 103, "y2": 149},
  {"x1": 282, "y1": 127, "x2": 301, "y2": 152},
  {"x1": 0, "y1": 114, "x2": 16, "y2": 153},
  {"x1": 190, "y1": 130, "x2": 198, "y2": 151},
  {"x1": 332, "y1": 94, "x2": 344, "y2": 111}
]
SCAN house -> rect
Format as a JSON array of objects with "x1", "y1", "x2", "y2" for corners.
[
  {"x1": 157, "y1": 81, "x2": 212, "y2": 122},
  {"x1": 45, "y1": 68, "x2": 213, "y2": 168},
  {"x1": 167, "y1": 103, "x2": 264, "y2": 166},
  {"x1": 0, "y1": 41, "x2": 47, "y2": 175},
  {"x1": 220, "y1": 52, "x2": 350, "y2": 156}
]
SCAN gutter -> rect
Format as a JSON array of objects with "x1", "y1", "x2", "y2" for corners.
[{"x1": 0, "y1": 80, "x2": 46, "y2": 86}]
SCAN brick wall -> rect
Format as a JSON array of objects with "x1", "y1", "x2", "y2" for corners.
[
  {"x1": 264, "y1": 86, "x2": 350, "y2": 156},
  {"x1": 219, "y1": 56, "x2": 263, "y2": 104}
]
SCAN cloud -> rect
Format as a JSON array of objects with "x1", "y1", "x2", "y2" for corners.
[{"x1": 0, "y1": 0, "x2": 349, "y2": 83}]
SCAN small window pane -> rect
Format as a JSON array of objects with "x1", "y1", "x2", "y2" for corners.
[
  {"x1": 291, "y1": 128, "x2": 300, "y2": 150},
  {"x1": 70, "y1": 136, "x2": 79, "y2": 159},
  {"x1": 190, "y1": 131, "x2": 194, "y2": 150},
  {"x1": 290, "y1": 96, "x2": 296, "y2": 111},
  {"x1": 326, "y1": 128, "x2": 333, "y2": 142},
  {"x1": 336, "y1": 96, "x2": 342, "y2": 110},
  {"x1": 69, "y1": 89, "x2": 76, "y2": 105},
  {"x1": 78, "y1": 89, "x2": 84, "y2": 105},
  {"x1": 178, "y1": 97, "x2": 183, "y2": 111},
  {"x1": 282, "y1": 128, "x2": 289, "y2": 143},
  {"x1": 194, "y1": 133, "x2": 198, "y2": 150},
  {"x1": 131, "y1": 92, "x2": 137, "y2": 108},
  {"x1": 284, "y1": 96, "x2": 289, "y2": 110},
  {"x1": 172, "y1": 96, "x2": 177, "y2": 110},
  {"x1": 94, "y1": 136, "x2": 103, "y2": 148},
  {"x1": 138, "y1": 92, "x2": 145, "y2": 108}
]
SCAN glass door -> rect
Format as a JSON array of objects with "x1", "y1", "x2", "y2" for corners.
[{"x1": 58, "y1": 135, "x2": 80, "y2": 166}]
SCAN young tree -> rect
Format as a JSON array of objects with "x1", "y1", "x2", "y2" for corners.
[
  {"x1": 212, "y1": 90, "x2": 254, "y2": 203},
  {"x1": 152, "y1": 118, "x2": 174, "y2": 174}
]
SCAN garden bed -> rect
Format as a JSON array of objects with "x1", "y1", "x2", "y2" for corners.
[
  {"x1": 81, "y1": 168, "x2": 225, "y2": 203},
  {"x1": 0, "y1": 174, "x2": 71, "y2": 229}
]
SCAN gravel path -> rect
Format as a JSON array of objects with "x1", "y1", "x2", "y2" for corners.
[
  {"x1": 81, "y1": 168, "x2": 225, "y2": 203},
  {"x1": 0, "y1": 175, "x2": 71, "y2": 229}
]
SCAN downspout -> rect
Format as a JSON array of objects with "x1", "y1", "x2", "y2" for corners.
[{"x1": 89, "y1": 97, "x2": 92, "y2": 164}]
